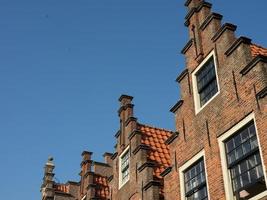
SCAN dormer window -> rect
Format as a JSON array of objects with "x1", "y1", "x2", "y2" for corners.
[
  {"x1": 119, "y1": 146, "x2": 130, "y2": 188},
  {"x1": 192, "y1": 51, "x2": 220, "y2": 114}
]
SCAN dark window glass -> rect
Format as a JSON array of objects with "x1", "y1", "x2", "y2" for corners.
[
  {"x1": 121, "y1": 150, "x2": 130, "y2": 184},
  {"x1": 184, "y1": 158, "x2": 208, "y2": 200},
  {"x1": 225, "y1": 122, "x2": 266, "y2": 199},
  {"x1": 196, "y1": 57, "x2": 218, "y2": 106}
]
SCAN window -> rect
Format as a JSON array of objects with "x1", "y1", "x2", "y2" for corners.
[
  {"x1": 119, "y1": 147, "x2": 130, "y2": 188},
  {"x1": 219, "y1": 113, "x2": 267, "y2": 200},
  {"x1": 179, "y1": 150, "x2": 209, "y2": 200},
  {"x1": 226, "y1": 122, "x2": 265, "y2": 199},
  {"x1": 192, "y1": 51, "x2": 220, "y2": 114},
  {"x1": 196, "y1": 57, "x2": 218, "y2": 106},
  {"x1": 184, "y1": 159, "x2": 208, "y2": 200}
]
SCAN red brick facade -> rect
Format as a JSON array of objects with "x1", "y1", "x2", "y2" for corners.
[
  {"x1": 164, "y1": 0, "x2": 267, "y2": 200},
  {"x1": 41, "y1": 1, "x2": 267, "y2": 200}
]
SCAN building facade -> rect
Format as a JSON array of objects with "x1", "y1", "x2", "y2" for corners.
[
  {"x1": 41, "y1": 0, "x2": 267, "y2": 199},
  {"x1": 164, "y1": 0, "x2": 267, "y2": 199}
]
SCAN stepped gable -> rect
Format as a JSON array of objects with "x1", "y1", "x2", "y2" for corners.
[
  {"x1": 93, "y1": 174, "x2": 109, "y2": 200},
  {"x1": 250, "y1": 44, "x2": 267, "y2": 57},
  {"x1": 138, "y1": 123, "x2": 172, "y2": 179}
]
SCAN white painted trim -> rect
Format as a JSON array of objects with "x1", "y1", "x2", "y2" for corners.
[
  {"x1": 179, "y1": 150, "x2": 210, "y2": 200},
  {"x1": 218, "y1": 113, "x2": 267, "y2": 200},
  {"x1": 118, "y1": 146, "x2": 130, "y2": 189},
  {"x1": 192, "y1": 50, "x2": 220, "y2": 114}
]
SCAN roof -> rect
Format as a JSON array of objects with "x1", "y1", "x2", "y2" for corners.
[
  {"x1": 138, "y1": 124, "x2": 173, "y2": 179},
  {"x1": 250, "y1": 44, "x2": 267, "y2": 58},
  {"x1": 93, "y1": 174, "x2": 109, "y2": 200}
]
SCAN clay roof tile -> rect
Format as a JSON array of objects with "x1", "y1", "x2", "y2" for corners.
[
  {"x1": 138, "y1": 123, "x2": 173, "y2": 180},
  {"x1": 250, "y1": 44, "x2": 267, "y2": 58}
]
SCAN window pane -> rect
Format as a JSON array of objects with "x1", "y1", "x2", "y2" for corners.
[
  {"x1": 247, "y1": 155, "x2": 256, "y2": 168},
  {"x1": 250, "y1": 136, "x2": 258, "y2": 150},
  {"x1": 226, "y1": 139, "x2": 235, "y2": 153},
  {"x1": 249, "y1": 124, "x2": 256, "y2": 137},
  {"x1": 242, "y1": 140, "x2": 251, "y2": 155},
  {"x1": 231, "y1": 166, "x2": 239, "y2": 179},
  {"x1": 240, "y1": 161, "x2": 248, "y2": 174},
  {"x1": 256, "y1": 165, "x2": 264, "y2": 179},
  {"x1": 187, "y1": 186, "x2": 208, "y2": 200},
  {"x1": 234, "y1": 134, "x2": 242, "y2": 147},
  {"x1": 228, "y1": 151, "x2": 236, "y2": 165},
  {"x1": 241, "y1": 129, "x2": 249, "y2": 142},
  {"x1": 236, "y1": 146, "x2": 243, "y2": 160},
  {"x1": 240, "y1": 172, "x2": 250, "y2": 187}
]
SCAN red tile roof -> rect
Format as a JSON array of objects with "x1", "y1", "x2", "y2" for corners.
[
  {"x1": 250, "y1": 44, "x2": 267, "y2": 58},
  {"x1": 138, "y1": 124, "x2": 173, "y2": 179},
  {"x1": 93, "y1": 174, "x2": 109, "y2": 200},
  {"x1": 54, "y1": 183, "x2": 69, "y2": 193}
]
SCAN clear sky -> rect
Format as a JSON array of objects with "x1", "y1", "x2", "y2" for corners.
[{"x1": 0, "y1": 0, "x2": 266, "y2": 199}]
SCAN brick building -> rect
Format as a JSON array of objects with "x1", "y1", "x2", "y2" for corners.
[
  {"x1": 41, "y1": 0, "x2": 267, "y2": 200},
  {"x1": 41, "y1": 95, "x2": 173, "y2": 200}
]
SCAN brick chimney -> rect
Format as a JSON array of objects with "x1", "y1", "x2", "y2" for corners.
[
  {"x1": 41, "y1": 157, "x2": 55, "y2": 200},
  {"x1": 117, "y1": 94, "x2": 137, "y2": 151}
]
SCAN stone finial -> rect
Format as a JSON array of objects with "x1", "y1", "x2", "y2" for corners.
[{"x1": 46, "y1": 156, "x2": 54, "y2": 166}]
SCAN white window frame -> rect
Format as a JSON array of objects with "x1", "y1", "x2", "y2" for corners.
[
  {"x1": 218, "y1": 113, "x2": 267, "y2": 200},
  {"x1": 192, "y1": 50, "x2": 220, "y2": 114},
  {"x1": 81, "y1": 195, "x2": 86, "y2": 200},
  {"x1": 179, "y1": 150, "x2": 210, "y2": 200},
  {"x1": 119, "y1": 146, "x2": 130, "y2": 189}
]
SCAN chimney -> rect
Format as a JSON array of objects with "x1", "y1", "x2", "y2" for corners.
[
  {"x1": 117, "y1": 94, "x2": 137, "y2": 149},
  {"x1": 41, "y1": 157, "x2": 55, "y2": 200}
]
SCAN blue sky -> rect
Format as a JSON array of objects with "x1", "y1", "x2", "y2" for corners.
[{"x1": 0, "y1": 0, "x2": 266, "y2": 199}]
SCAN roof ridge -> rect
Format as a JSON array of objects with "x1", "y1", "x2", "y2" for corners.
[{"x1": 138, "y1": 123, "x2": 174, "y2": 133}]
